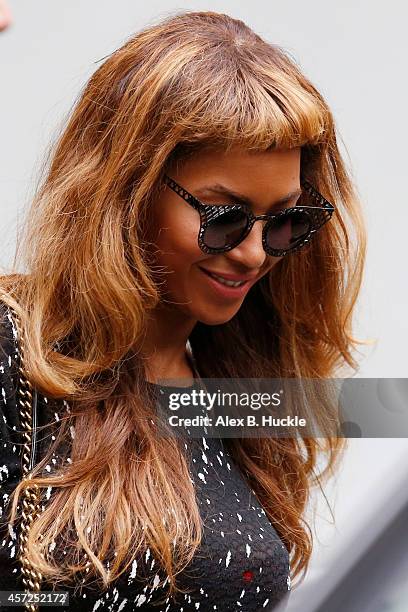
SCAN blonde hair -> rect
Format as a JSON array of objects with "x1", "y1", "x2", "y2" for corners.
[{"x1": 1, "y1": 9, "x2": 366, "y2": 602}]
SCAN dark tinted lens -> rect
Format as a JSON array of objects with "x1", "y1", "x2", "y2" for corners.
[
  {"x1": 266, "y1": 209, "x2": 311, "y2": 252},
  {"x1": 202, "y1": 209, "x2": 249, "y2": 249}
]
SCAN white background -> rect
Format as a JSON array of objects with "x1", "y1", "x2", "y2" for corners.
[{"x1": 1, "y1": 2, "x2": 407, "y2": 610}]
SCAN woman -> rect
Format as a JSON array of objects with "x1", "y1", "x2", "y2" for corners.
[{"x1": 0, "y1": 10, "x2": 366, "y2": 612}]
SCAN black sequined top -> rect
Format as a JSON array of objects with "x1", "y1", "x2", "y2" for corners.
[{"x1": 0, "y1": 304, "x2": 291, "y2": 611}]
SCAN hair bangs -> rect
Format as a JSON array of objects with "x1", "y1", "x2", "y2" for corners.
[{"x1": 164, "y1": 52, "x2": 329, "y2": 155}]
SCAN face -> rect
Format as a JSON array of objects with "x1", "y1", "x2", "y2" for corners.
[{"x1": 145, "y1": 145, "x2": 301, "y2": 326}]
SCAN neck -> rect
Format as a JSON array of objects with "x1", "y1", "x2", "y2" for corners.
[{"x1": 140, "y1": 304, "x2": 198, "y2": 384}]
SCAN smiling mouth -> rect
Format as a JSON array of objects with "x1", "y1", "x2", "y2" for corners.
[
  {"x1": 199, "y1": 267, "x2": 250, "y2": 288},
  {"x1": 199, "y1": 266, "x2": 258, "y2": 287}
]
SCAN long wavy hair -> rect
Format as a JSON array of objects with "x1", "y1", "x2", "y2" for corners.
[{"x1": 0, "y1": 9, "x2": 366, "y2": 602}]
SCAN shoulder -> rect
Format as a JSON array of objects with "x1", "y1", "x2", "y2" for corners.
[
  {"x1": 0, "y1": 303, "x2": 23, "y2": 524},
  {"x1": 0, "y1": 301, "x2": 22, "y2": 446},
  {"x1": 0, "y1": 301, "x2": 20, "y2": 397},
  {"x1": 0, "y1": 301, "x2": 20, "y2": 363}
]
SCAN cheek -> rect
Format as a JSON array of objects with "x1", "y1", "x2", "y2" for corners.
[
  {"x1": 258, "y1": 256, "x2": 282, "y2": 278},
  {"x1": 149, "y1": 207, "x2": 202, "y2": 287}
]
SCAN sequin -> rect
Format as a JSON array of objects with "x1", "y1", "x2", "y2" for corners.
[{"x1": 0, "y1": 303, "x2": 291, "y2": 610}]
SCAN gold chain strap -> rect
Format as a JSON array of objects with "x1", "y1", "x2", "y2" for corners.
[{"x1": 10, "y1": 309, "x2": 43, "y2": 612}]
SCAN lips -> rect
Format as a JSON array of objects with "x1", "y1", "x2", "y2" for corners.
[
  {"x1": 199, "y1": 267, "x2": 258, "y2": 283},
  {"x1": 199, "y1": 266, "x2": 252, "y2": 299}
]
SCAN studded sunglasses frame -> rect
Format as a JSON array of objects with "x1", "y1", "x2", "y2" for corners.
[{"x1": 163, "y1": 174, "x2": 335, "y2": 257}]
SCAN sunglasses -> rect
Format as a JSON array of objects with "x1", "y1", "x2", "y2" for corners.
[{"x1": 163, "y1": 174, "x2": 335, "y2": 257}]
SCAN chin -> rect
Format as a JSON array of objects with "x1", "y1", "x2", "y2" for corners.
[{"x1": 194, "y1": 305, "x2": 242, "y2": 326}]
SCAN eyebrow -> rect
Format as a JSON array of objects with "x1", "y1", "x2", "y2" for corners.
[{"x1": 195, "y1": 183, "x2": 303, "y2": 211}]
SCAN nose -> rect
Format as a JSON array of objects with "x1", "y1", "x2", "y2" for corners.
[{"x1": 224, "y1": 220, "x2": 268, "y2": 270}]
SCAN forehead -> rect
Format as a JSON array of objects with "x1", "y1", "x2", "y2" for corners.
[
  {"x1": 175, "y1": 145, "x2": 300, "y2": 179},
  {"x1": 179, "y1": 143, "x2": 299, "y2": 164},
  {"x1": 171, "y1": 146, "x2": 301, "y2": 208}
]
